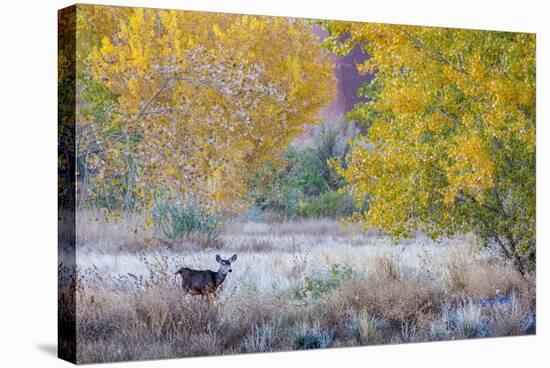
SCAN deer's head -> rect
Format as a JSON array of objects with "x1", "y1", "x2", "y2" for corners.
[{"x1": 216, "y1": 254, "x2": 237, "y2": 274}]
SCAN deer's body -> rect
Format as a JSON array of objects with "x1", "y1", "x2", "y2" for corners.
[
  {"x1": 175, "y1": 254, "x2": 237, "y2": 296},
  {"x1": 175, "y1": 267, "x2": 227, "y2": 295}
]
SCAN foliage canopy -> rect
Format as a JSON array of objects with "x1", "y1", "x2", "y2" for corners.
[
  {"x1": 322, "y1": 22, "x2": 535, "y2": 273},
  {"x1": 76, "y1": 5, "x2": 335, "y2": 214}
]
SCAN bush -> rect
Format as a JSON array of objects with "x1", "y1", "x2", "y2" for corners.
[
  {"x1": 443, "y1": 244, "x2": 531, "y2": 299},
  {"x1": 295, "y1": 264, "x2": 353, "y2": 300},
  {"x1": 327, "y1": 274, "x2": 443, "y2": 333},
  {"x1": 243, "y1": 322, "x2": 281, "y2": 352},
  {"x1": 454, "y1": 300, "x2": 491, "y2": 338},
  {"x1": 152, "y1": 202, "x2": 223, "y2": 244},
  {"x1": 299, "y1": 191, "x2": 357, "y2": 218},
  {"x1": 294, "y1": 324, "x2": 333, "y2": 349},
  {"x1": 250, "y1": 147, "x2": 329, "y2": 219},
  {"x1": 249, "y1": 121, "x2": 361, "y2": 220}
]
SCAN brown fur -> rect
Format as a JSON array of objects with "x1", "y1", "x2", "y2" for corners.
[
  {"x1": 175, "y1": 268, "x2": 227, "y2": 295},
  {"x1": 175, "y1": 254, "x2": 237, "y2": 296}
]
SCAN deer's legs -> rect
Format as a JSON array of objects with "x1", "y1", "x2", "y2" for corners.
[{"x1": 179, "y1": 285, "x2": 190, "y2": 301}]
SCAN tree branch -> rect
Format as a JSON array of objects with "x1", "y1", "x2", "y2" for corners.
[
  {"x1": 136, "y1": 79, "x2": 171, "y2": 120},
  {"x1": 494, "y1": 234, "x2": 511, "y2": 259},
  {"x1": 394, "y1": 26, "x2": 462, "y2": 73},
  {"x1": 458, "y1": 190, "x2": 503, "y2": 216}
]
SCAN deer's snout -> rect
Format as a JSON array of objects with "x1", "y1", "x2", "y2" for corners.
[{"x1": 228, "y1": 269, "x2": 232, "y2": 273}]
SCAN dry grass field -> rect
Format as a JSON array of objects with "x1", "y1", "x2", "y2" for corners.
[{"x1": 57, "y1": 213, "x2": 535, "y2": 363}]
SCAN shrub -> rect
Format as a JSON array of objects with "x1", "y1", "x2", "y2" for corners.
[
  {"x1": 295, "y1": 264, "x2": 353, "y2": 300},
  {"x1": 327, "y1": 275, "x2": 443, "y2": 332},
  {"x1": 443, "y1": 244, "x2": 531, "y2": 299},
  {"x1": 243, "y1": 322, "x2": 281, "y2": 352},
  {"x1": 429, "y1": 304, "x2": 455, "y2": 341},
  {"x1": 152, "y1": 202, "x2": 223, "y2": 245},
  {"x1": 489, "y1": 294, "x2": 533, "y2": 336},
  {"x1": 454, "y1": 300, "x2": 491, "y2": 338},
  {"x1": 294, "y1": 323, "x2": 333, "y2": 349},
  {"x1": 250, "y1": 147, "x2": 328, "y2": 219},
  {"x1": 299, "y1": 191, "x2": 357, "y2": 218},
  {"x1": 249, "y1": 121, "x2": 360, "y2": 219},
  {"x1": 347, "y1": 309, "x2": 381, "y2": 344}
]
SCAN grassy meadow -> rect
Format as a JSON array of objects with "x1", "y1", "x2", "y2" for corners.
[{"x1": 59, "y1": 212, "x2": 535, "y2": 363}]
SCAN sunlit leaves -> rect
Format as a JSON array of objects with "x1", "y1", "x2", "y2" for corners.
[
  {"x1": 77, "y1": 5, "x2": 335, "y2": 214},
  {"x1": 323, "y1": 22, "x2": 535, "y2": 272}
]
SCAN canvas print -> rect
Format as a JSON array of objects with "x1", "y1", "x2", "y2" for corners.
[{"x1": 58, "y1": 4, "x2": 536, "y2": 364}]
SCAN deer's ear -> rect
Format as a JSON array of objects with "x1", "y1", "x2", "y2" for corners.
[
  {"x1": 216, "y1": 255, "x2": 222, "y2": 263},
  {"x1": 230, "y1": 254, "x2": 237, "y2": 262}
]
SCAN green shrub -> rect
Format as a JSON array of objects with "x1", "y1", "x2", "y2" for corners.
[
  {"x1": 152, "y1": 202, "x2": 223, "y2": 243},
  {"x1": 250, "y1": 147, "x2": 330, "y2": 219},
  {"x1": 299, "y1": 191, "x2": 357, "y2": 218},
  {"x1": 248, "y1": 122, "x2": 362, "y2": 219},
  {"x1": 260, "y1": 181, "x2": 303, "y2": 219},
  {"x1": 284, "y1": 146, "x2": 330, "y2": 196},
  {"x1": 295, "y1": 264, "x2": 353, "y2": 300}
]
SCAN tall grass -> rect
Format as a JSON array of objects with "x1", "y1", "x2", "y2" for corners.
[
  {"x1": 68, "y1": 218, "x2": 535, "y2": 363},
  {"x1": 152, "y1": 202, "x2": 223, "y2": 247}
]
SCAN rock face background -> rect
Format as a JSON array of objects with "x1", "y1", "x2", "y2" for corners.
[
  {"x1": 296, "y1": 25, "x2": 373, "y2": 144},
  {"x1": 313, "y1": 25, "x2": 373, "y2": 121}
]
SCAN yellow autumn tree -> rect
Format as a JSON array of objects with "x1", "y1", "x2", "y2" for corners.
[
  {"x1": 322, "y1": 22, "x2": 535, "y2": 273},
  {"x1": 76, "y1": 5, "x2": 335, "y2": 214}
]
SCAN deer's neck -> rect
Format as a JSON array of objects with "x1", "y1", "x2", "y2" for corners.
[{"x1": 214, "y1": 269, "x2": 227, "y2": 287}]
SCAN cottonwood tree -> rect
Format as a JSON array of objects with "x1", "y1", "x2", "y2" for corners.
[
  {"x1": 322, "y1": 22, "x2": 535, "y2": 273},
  {"x1": 76, "y1": 6, "x2": 335, "y2": 215}
]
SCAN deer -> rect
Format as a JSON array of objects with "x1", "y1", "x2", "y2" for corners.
[{"x1": 175, "y1": 254, "x2": 237, "y2": 298}]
